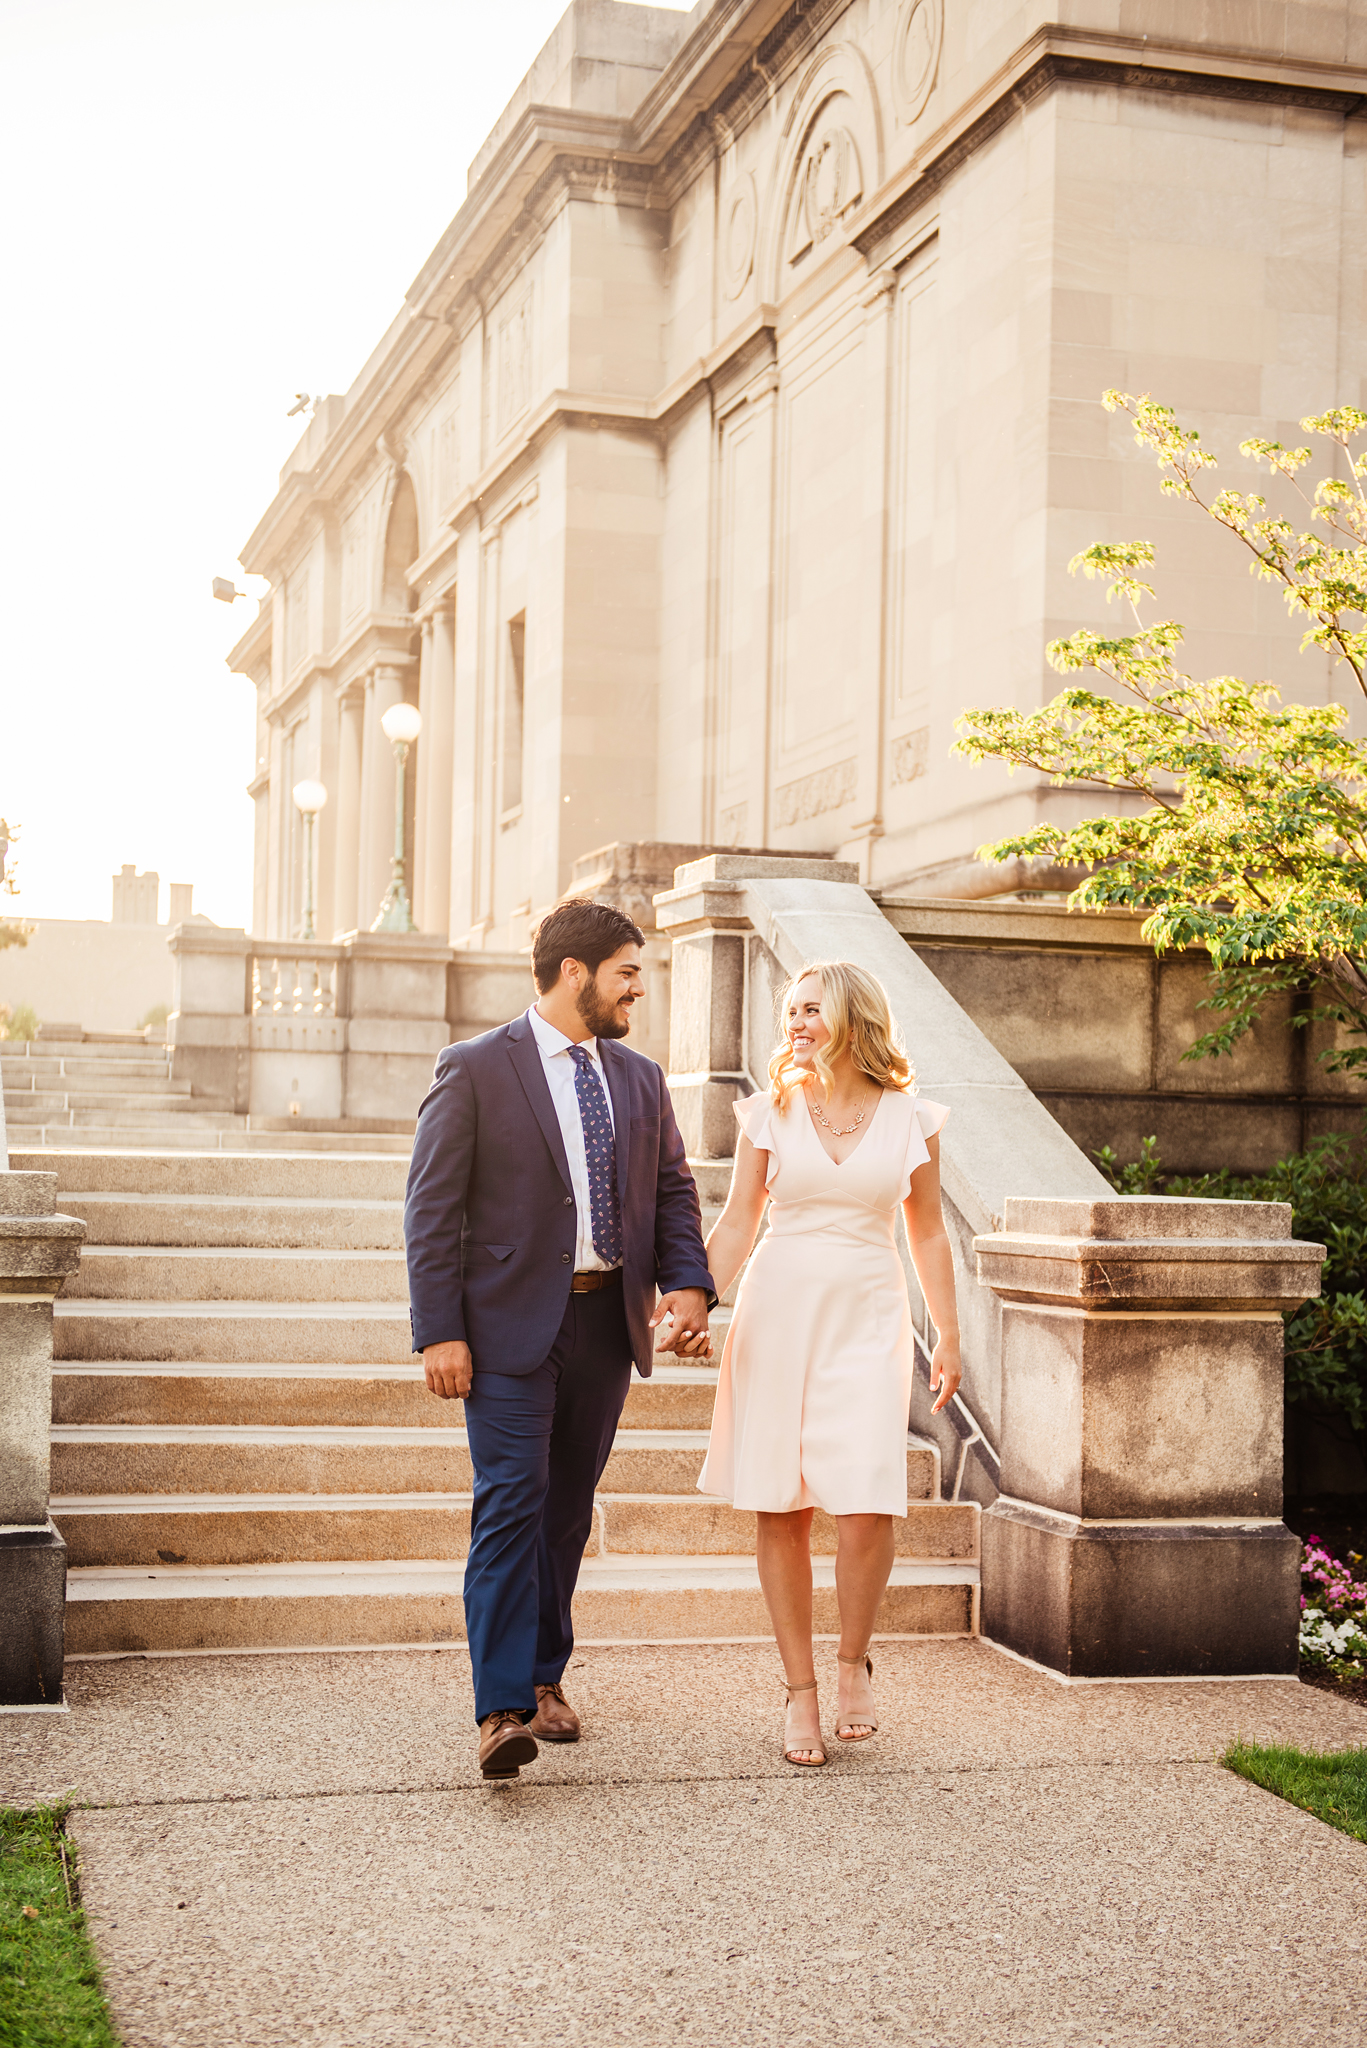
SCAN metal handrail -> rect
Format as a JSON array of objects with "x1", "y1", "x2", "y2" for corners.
[{"x1": 911, "y1": 1325, "x2": 1000, "y2": 1503}]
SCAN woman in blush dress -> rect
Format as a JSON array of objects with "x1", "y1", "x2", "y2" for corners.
[{"x1": 696, "y1": 961, "x2": 963, "y2": 1768}]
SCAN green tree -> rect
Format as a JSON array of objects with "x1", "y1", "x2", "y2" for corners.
[{"x1": 953, "y1": 394, "x2": 1367, "y2": 1073}]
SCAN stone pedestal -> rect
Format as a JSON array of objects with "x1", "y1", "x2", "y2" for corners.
[
  {"x1": 340, "y1": 931, "x2": 453, "y2": 1120},
  {"x1": 0, "y1": 1171, "x2": 85, "y2": 1704},
  {"x1": 168, "y1": 925, "x2": 253, "y2": 1110},
  {"x1": 654, "y1": 854, "x2": 858, "y2": 1157},
  {"x1": 974, "y1": 1196, "x2": 1324, "y2": 1677}
]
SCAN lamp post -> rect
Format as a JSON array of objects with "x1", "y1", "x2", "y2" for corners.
[
  {"x1": 373, "y1": 701, "x2": 422, "y2": 932},
  {"x1": 291, "y1": 779, "x2": 328, "y2": 941}
]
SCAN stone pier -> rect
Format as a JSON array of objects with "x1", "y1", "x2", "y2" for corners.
[{"x1": 0, "y1": 1170, "x2": 85, "y2": 1704}]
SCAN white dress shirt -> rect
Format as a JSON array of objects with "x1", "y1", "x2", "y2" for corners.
[{"x1": 526, "y1": 1004, "x2": 620, "y2": 1272}]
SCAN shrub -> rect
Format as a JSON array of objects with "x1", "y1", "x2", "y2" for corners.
[{"x1": 0, "y1": 1002, "x2": 38, "y2": 1041}]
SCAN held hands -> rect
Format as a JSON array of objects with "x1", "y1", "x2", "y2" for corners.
[
  {"x1": 929, "y1": 1333, "x2": 962, "y2": 1415},
  {"x1": 424, "y1": 1340, "x2": 473, "y2": 1400},
  {"x1": 650, "y1": 1287, "x2": 712, "y2": 1358}
]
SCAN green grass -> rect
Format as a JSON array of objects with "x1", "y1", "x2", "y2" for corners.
[
  {"x1": 0, "y1": 1806, "x2": 119, "y2": 2047},
  {"x1": 1223, "y1": 1739, "x2": 1367, "y2": 1846}
]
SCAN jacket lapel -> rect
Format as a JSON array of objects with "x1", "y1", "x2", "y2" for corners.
[
  {"x1": 506, "y1": 1015, "x2": 573, "y2": 1194},
  {"x1": 600, "y1": 1040, "x2": 632, "y2": 1204}
]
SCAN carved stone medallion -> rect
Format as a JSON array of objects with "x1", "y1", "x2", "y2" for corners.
[
  {"x1": 721, "y1": 174, "x2": 757, "y2": 300},
  {"x1": 893, "y1": 0, "x2": 943, "y2": 127}
]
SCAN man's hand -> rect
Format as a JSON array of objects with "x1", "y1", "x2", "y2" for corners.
[
  {"x1": 650, "y1": 1287, "x2": 711, "y2": 1357},
  {"x1": 424, "y1": 1340, "x2": 473, "y2": 1399}
]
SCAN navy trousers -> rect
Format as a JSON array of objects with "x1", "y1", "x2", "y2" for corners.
[{"x1": 461, "y1": 1285, "x2": 633, "y2": 1724}]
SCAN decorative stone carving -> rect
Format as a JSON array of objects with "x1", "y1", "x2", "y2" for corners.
[
  {"x1": 893, "y1": 0, "x2": 943, "y2": 127},
  {"x1": 719, "y1": 800, "x2": 749, "y2": 845},
  {"x1": 789, "y1": 121, "x2": 864, "y2": 264},
  {"x1": 720, "y1": 174, "x2": 757, "y2": 300},
  {"x1": 891, "y1": 727, "x2": 929, "y2": 784},
  {"x1": 773, "y1": 758, "x2": 857, "y2": 826}
]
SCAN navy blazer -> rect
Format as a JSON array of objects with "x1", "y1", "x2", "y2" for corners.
[{"x1": 404, "y1": 1013, "x2": 715, "y2": 1376}]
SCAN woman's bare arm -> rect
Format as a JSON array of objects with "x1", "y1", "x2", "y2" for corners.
[
  {"x1": 703, "y1": 1132, "x2": 771, "y2": 1302},
  {"x1": 901, "y1": 1133, "x2": 963, "y2": 1414}
]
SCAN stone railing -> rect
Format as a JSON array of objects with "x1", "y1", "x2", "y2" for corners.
[
  {"x1": 168, "y1": 926, "x2": 536, "y2": 1125},
  {"x1": 655, "y1": 854, "x2": 1324, "y2": 1679}
]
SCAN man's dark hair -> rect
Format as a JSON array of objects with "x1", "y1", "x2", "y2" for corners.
[{"x1": 531, "y1": 900, "x2": 645, "y2": 993}]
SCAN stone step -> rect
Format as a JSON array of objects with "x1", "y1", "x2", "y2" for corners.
[
  {"x1": 54, "y1": 1299, "x2": 414, "y2": 1365},
  {"x1": 51, "y1": 1492, "x2": 975, "y2": 1568},
  {"x1": 51, "y1": 1361, "x2": 721, "y2": 1430},
  {"x1": 13, "y1": 1149, "x2": 410, "y2": 1200},
  {"x1": 4, "y1": 1041, "x2": 170, "y2": 1064},
  {"x1": 48, "y1": 1425, "x2": 935, "y2": 1502},
  {"x1": 49, "y1": 1192, "x2": 404, "y2": 1251},
  {"x1": 6, "y1": 1102, "x2": 243, "y2": 1128},
  {"x1": 64, "y1": 1246, "x2": 410, "y2": 1303},
  {"x1": 14, "y1": 1126, "x2": 414, "y2": 1154},
  {"x1": 2, "y1": 1061, "x2": 180, "y2": 1089},
  {"x1": 53, "y1": 1298, "x2": 735, "y2": 1368},
  {"x1": 64, "y1": 1554, "x2": 976, "y2": 1655}
]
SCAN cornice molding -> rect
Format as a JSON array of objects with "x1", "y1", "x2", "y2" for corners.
[
  {"x1": 235, "y1": 8, "x2": 1367, "y2": 579},
  {"x1": 854, "y1": 28, "x2": 1367, "y2": 265}
]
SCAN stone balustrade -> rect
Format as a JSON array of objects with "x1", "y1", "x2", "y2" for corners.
[{"x1": 168, "y1": 925, "x2": 536, "y2": 1125}]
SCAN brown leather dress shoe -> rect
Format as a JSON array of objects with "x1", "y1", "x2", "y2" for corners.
[
  {"x1": 478, "y1": 1710, "x2": 538, "y2": 1780},
  {"x1": 528, "y1": 1682, "x2": 581, "y2": 1743}
]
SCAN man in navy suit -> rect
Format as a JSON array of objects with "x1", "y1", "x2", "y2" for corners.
[{"x1": 405, "y1": 900, "x2": 715, "y2": 1779}]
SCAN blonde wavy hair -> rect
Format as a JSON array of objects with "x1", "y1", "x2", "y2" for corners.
[{"x1": 766, "y1": 960, "x2": 914, "y2": 1110}]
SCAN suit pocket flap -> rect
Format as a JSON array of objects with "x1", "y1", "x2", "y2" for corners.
[{"x1": 465, "y1": 1242, "x2": 517, "y2": 1263}]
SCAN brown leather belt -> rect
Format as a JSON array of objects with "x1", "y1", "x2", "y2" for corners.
[{"x1": 570, "y1": 1269, "x2": 622, "y2": 1293}]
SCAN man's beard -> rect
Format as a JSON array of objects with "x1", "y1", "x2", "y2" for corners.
[{"x1": 576, "y1": 974, "x2": 632, "y2": 1041}]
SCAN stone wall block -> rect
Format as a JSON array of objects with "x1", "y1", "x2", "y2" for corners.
[
  {"x1": 981, "y1": 1503, "x2": 1301, "y2": 1678},
  {"x1": 343, "y1": 934, "x2": 453, "y2": 1020},
  {"x1": 998, "y1": 1306, "x2": 1284, "y2": 1519},
  {"x1": 168, "y1": 927, "x2": 253, "y2": 1018}
]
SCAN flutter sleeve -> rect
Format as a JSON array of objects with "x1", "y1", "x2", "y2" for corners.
[
  {"x1": 898, "y1": 1095, "x2": 949, "y2": 1201},
  {"x1": 733, "y1": 1091, "x2": 782, "y2": 1189}
]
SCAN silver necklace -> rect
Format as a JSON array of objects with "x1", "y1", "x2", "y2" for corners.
[{"x1": 808, "y1": 1091, "x2": 872, "y2": 1138}]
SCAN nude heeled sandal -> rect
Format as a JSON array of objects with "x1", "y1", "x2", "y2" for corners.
[
  {"x1": 834, "y1": 1652, "x2": 878, "y2": 1741},
  {"x1": 782, "y1": 1677, "x2": 827, "y2": 1768}
]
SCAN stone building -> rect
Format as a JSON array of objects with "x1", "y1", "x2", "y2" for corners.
[{"x1": 229, "y1": 0, "x2": 1367, "y2": 949}]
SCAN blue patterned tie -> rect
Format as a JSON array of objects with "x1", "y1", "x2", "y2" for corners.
[{"x1": 568, "y1": 1044, "x2": 623, "y2": 1265}]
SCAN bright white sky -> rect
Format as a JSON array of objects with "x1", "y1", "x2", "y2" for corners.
[{"x1": 1, "y1": 0, "x2": 668, "y2": 928}]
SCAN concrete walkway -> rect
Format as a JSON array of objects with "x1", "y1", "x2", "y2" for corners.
[{"x1": 3, "y1": 1639, "x2": 1366, "y2": 2047}]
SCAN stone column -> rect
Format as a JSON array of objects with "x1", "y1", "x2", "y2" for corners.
[
  {"x1": 360, "y1": 665, "x2": 405, "y2": 928},
  {"x1": 333, "y1": 686, "x2": 364, "y2": 936},
  {"x1": 974, "y1": 1195, "x2": 1325, "y2": 1678},
  {"x1": 422, "y1": 601, "x2": 456, "y2": 939},
  {"x1": 654, "y1": 866, "x2": 750, "y2": 1161},
  {"x1": 412, "y1": 618, "x2": 435, "y2": 931},
  {"x1": 0, "y1": 1171, "x2": 85, "y2": 1705}
]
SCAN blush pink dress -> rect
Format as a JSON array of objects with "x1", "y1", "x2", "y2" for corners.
[{"x1": 697, "y1": 1086, "x2": 949, "y2": 1516}]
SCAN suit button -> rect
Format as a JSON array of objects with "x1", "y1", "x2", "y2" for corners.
[
  {"x1": 563, "y1": 1197, "x2": 573, "y2": 1207},
  {"x1": 561, "y1": 1252, "x2": 571, "y2": 1264}
]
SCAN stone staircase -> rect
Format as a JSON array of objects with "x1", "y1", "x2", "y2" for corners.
[
  {"x1": 16, "y1": 1145, "x2": 979, "y2": 1653},
  {"x1": 3, "y1": 1034, "x2": 410, "y2": 1152}
]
